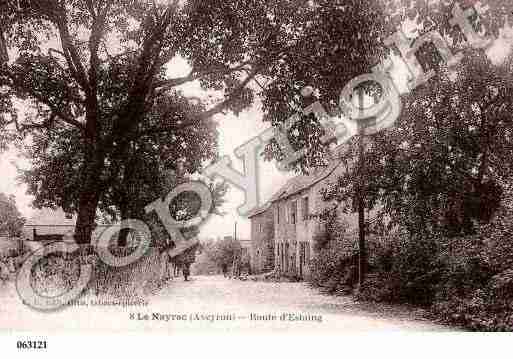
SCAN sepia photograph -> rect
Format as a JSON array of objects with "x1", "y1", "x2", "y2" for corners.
[{"x1": 0, "y1": 0, "x2": 513, "y2": 355}]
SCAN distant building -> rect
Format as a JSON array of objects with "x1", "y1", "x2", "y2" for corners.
[
  {"x1": 248, "y1": 202, "x2": 274, "y2": 274},
  {"x1": 223, "y1": 235, "x2": 251, "y2": 261},
  {"x1": 221, "y1": 235, "x2": 252, "y2": 276},
  {"x1": 238, "y1": 239, "x2": 251, "y2": 256},
  {"x1": 22, "y1": 208, "x2": 132, "y2": 245},
  {"x1": 23, "y1": 208, "x2": 77, "y2": 241}
]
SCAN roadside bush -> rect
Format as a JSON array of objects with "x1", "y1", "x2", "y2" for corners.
[
  {"x1": 88, "y1": 246, "x2": 165, "y2": 300},
  {"x1": 29, "y1": 252, "x2": 82, "y2": 297},
  {"x1": 430, "y1": 202, "x2": 513, "y2": 330},
  {"x1": 312, "y1": 183, "x2": 513, "y2": 330},
  {"x1": 355, "y1": 273, "x2": 395, "y2": 302},
  {"x1": 309, "y1": 226, "x2": 358, "y2": 294},
  {"x1": 358, "y1": 199, "x2": 513, "y2": 330},
  {"x1": 357, "y1": 232, "x2": 444, "y2": 306},
  {"x1": 432, "y1": 268, "x2": 513, "y2": 331},
  {"x1": 390, "y1": 235, "x2": 443, "y2": 305}
]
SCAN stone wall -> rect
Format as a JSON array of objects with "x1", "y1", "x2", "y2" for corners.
[{"x1": 250, "y1": 209, "x2": 275, "y2": 274}]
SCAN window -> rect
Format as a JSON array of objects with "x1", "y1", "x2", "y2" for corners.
[
  {"x1": 284, "y1": 205, "x2": 289, "y2": 224},
  {"x1": 290, "y1": 201, "x2": 297, "y2": 224},
  {"x1": 259, "y1": 223, "x2": 263, "y2": 233},
  {"x1": 302, "y1": 197, "x2": 309, "y2": 221},
  {"x1": 276, "y1": 205, "x2": 280, "y2": 224}
]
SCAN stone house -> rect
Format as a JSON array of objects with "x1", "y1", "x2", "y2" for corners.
[
  {"x1": 249, "y1": 157, "x2": 362, "y2": 280},
  {"x1": 248, "y1": 202, "x2": 274, "y2": 274}
]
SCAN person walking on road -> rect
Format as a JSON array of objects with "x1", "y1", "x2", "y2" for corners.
[
  {"x1": 0, "y1": 256, "x2": 10, "y2": 284},
  {"x1": 183, "y1": 263, "x2": 191, "y2": 281}
]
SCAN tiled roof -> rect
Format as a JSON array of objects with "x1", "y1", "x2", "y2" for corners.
[
  {"x1": 25, "y1": 208, "x2": 77, "y2": 226},
  {"x1": 247, "y1": 202, "x2": 272, "y2": 218},
  {"x1": 269, "y1": 160, "x2": 343, "y2": 203}
]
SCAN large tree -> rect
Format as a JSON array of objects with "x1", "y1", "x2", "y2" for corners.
[
  {"x1": 260, "y1": 0, "x2": 393, "y2": 170},
  {"x1": 257, "y1": 0, "x2": 513, "y2": 214},
  {"x1": 17, "y1": 88, "x2": 223, "y2": 246},
  {"x1": 317, "y1": 1, "x2": 513, "y2": 238},
  {"x1": 260, "y1": 0, "x2": 512, "y2": 171},
  {"x1": 0, "y1": 0, "x2": 305, "y2": 243},
  {"x1": 324, "y1": 52, "x2": 513, "y2": 238}
]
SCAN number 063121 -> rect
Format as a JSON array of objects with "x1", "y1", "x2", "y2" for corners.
[{"x1": 16, "y1": 340, "x2": 47, "y2": 350}]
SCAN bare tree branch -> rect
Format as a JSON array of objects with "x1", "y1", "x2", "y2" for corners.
[
  {"x1": 85, "y1": 0, "x2": 98, "y2": 18},
  {"x1": 3, "y1": 69, "x2": 88, "y2": 134},
  {"x1": 198, "y1": 65, "x2": 261, "y2": 120},
  {"x1": 6, "y1": 111, "x2": 65, "y2": 134},
  {"x1": 153, "y1": 61, "x2": 254, "y2": 92},
  {"x1": 86, "y1": 0, "x2": 113, "y2": 136},
  {"x1": 13, "y1": 1, "x2": 89, "y2": 89},
  {"x1": 131, "y1": 64, "x2": 262, "y2": 140},
  {"x1": 55, "y1": 17, "x2": 90, "y2": 91},
  {"x1": 113, "y1": 2, "x2": 177, "y2": 132},
  {"x1": 48, "y1": 48, "x2": 67, "y2": 60}
]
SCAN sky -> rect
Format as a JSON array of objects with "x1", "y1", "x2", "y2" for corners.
[{"x1": 1, "y1": 15, "x2": 512, "y2": 241}]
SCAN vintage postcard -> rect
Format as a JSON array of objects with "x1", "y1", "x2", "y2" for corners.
[{"x1": 1, "y1": 0, "x2": 513, "y2": 354}]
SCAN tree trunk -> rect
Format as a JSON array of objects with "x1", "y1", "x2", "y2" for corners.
[
  {"x1": 118, "y1": 202, "x2": 130, "y2": 247},
  {"x1": 357, "y1": 90, "x2": 367, "y2": 286},
  {"x1": 74, "y1": 146, "x2": 106, "y2": 244},
  {"x1": 75, "y1": 189, "x2": 101, "y2": 244},
  {"x1": 357, "y1": 137, "x2": 366, "y2": 287}
]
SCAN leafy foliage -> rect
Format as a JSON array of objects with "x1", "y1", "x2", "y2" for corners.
[
  {"x1": 354, "y1": 182, "x2": 513, "y2": 330},
  {"x1": 308, "y1": 213, "x2": 358, "y2": 292},
  {"x1": 0, "y1": 193, "x2": 25, "y2": 237},
  {"x1": 195, "y1": 237, "x2": 242, "y2": 274},
  {"x1": 0, "y1": 0, "x2": 301, "y2": 242}
]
